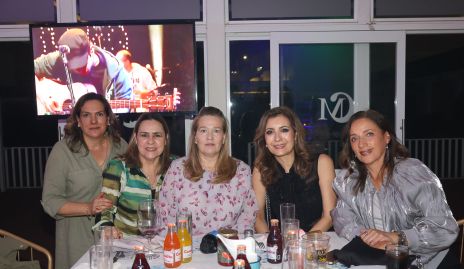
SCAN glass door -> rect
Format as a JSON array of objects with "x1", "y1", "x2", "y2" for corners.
[{"x1": 270, "y1": 31, "x2": 405, "y2": 164}]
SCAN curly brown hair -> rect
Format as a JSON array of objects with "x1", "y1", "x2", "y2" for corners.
[
  {"x1": 253, "y1": 106, "x2": 315, "y2": 187},
  {"x1": 64, "y1": 93, "x2": 122, "y2": 153},
  {"x1": 339, "y1": 109, "x2": 409, "y2": 194}
]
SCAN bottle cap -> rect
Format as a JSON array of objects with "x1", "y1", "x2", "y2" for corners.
[
  {"x1": 167, "y1": 223, "x2": 176, "y2": 228},
  {"x1": 218, "y1": 227, "x2": 238, "y2": 238},
  {"x1": 244, "y1": 229, "x2": 254, "y2": 238},
  {"x1": 270, "y1": 219, "x2": 279, "y2": 225},
  {"x1": 179, "y1": 219, "x2": 187, "y2": 223}
]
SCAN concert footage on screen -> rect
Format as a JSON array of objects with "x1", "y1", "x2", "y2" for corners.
[{"x1": 31, "y1": 22, "x2": 196, "y2": 115}]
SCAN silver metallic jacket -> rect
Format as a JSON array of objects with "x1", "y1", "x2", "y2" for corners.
[{"x1": 331, "y1": 158, "x2": 458, "y2": 264}]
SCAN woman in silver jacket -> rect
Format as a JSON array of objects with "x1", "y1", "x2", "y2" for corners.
[{"x1": 331, "y1": 109, "x2": 459, "y2": 268}]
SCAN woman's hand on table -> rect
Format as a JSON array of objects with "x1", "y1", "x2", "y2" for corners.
[{"x1": 360, "y1": 229, "x2": 397, "y2": 250}]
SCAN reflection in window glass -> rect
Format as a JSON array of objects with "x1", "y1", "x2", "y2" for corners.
[
  {"x1": 280, "y1": 44, "x2": 353, "y2": 163},
  {"x1": 229, "y1": 41, "x2": 270, "y2": 164}
]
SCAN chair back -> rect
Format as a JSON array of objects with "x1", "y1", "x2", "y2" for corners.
[
  {"x1": 0, "y1": 229, "x2": 52, "y2": 269},
  {"x1": 458, "y1": 219, "x2": 464, "y2": 264}
]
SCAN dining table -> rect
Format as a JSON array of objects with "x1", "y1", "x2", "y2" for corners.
[{"x1": 71, "y1": 231, "x2": 385, "y2": 269}]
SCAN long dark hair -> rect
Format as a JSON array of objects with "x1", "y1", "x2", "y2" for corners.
[
  {"x1": 184, "y1": 106, "x2": 237, "y2": 183},
  {"x1": 123, "y1": 113, "x2": 171, "y2": 175},
  {"x1": 253, "y1": 106, "x2": 314, "y2": 187},
  {"x1": 339, "y1": 109, "x2": 409, "y2": 194},
  {"x1": 64, "y1": 93, "x2": 121, "y2": 153}
]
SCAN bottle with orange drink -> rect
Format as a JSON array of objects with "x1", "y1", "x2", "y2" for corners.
[
  {"x1": 163, "y1": 223, "x2": 181, "y2": 268},
  {"x1": 177, "y1": 219, "x2": 192, "y2": 263}
]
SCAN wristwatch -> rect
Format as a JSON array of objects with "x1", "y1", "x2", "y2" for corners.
[{"x1": 396, "y1": 230, "x2": 408, "y2": 246}]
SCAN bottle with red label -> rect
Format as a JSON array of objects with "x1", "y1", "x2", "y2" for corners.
[
  {"x1": 163, "y1": 223, "x2": 182, "y2": 268},
  {"x1": 266, "y1": 219, "x2": 283, "y2": 264},
  {"x1": 236, "y1": 245, "x2": 251, "y2": 269},
  {"x1": 132, "y1": 245, "x2": 150, "y2": 269}
]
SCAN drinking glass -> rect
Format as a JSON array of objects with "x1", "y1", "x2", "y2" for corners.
[
  {"x1": 281, "y1": 218, "x2": 300, "y2": 248},
  {"x1": 93, "y1": 226, "x2": 113, "y2": 247},
  {"x1": 281, "y1": 239, "x2": 317, "y2": 269},
  {"x1": 137, "y1": 198, "x2": 159, "y2": 257},
  {"x1": 280, "y1": 203, "x2": 296, "y2": 225},
  {"x1": 302, "y1": 233, "x2": 330, "y2": 265},
  {"x1": 385, "y1": 244, "x2": 409, "y2": 269},
  {"x1": 176, "y1": 209, "x2": 192, "y2": 235},
  {"x1": 89, "y1": 244, "x2": 112, "y2": 269}
]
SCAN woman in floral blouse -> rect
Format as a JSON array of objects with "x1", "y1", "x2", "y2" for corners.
[{"x1": 159, "y1": 106, "x2": 258, "y2": 236}]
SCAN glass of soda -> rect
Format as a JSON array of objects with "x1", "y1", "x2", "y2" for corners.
[{"x1": 386, "y1": 244, "x2": 409, "y2": 269}]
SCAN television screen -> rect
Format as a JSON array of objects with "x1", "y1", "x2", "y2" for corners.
[{"x1": 30, "y1": 21, "x2": 196, "y2": 116}]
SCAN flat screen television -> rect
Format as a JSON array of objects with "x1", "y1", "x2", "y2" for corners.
[{"x1": 30, "y1": 21, "x2": 197, "y2": 116}]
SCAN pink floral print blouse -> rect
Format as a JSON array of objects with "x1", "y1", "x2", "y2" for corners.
[{"x1": 159, "y1": 157, "x2": 258, "y2": 236}]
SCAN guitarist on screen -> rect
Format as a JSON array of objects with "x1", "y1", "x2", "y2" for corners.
[
  {"x1": 116, "y1": 49, "x2": 182, "y2": 113},
  {"x1": 34, "y1": 28, "x2": 133, "y2": 115},
  {"x1": 116, "y1": 49, "x2": 159, "y2": 112}
]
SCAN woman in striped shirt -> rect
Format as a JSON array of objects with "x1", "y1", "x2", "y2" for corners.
[{"x1": 96, "y1": 112, "x2": 172, "y2": 235}]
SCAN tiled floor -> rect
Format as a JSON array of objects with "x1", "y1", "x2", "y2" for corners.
[{"x1": 1, "y1": 179, "x2": 463, "y2": 268}]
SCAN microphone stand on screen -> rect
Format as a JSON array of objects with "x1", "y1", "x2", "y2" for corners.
[{"x1": 59, "y1": 45, "x2": 76, "y2": 109}]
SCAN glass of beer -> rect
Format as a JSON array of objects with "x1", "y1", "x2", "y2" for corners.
[{"x1": 302, "y1": 232, "x2": 330, "y2": 264}]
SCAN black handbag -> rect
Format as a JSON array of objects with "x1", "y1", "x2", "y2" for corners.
[
  {"x1": 330, "y1": 236, "x2": 415, "y2": 267},
  {"x1": 199, "y1": 233, "x2": 218, "y2": 254}
]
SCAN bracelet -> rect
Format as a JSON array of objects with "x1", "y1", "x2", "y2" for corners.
[{"x1": 394, "y1": 230, "x2": 408, "y2": 246}]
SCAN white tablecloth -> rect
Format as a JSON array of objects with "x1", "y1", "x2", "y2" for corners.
[{"x1": 71, "y1": 232, "x2": 385, "y2": 269}]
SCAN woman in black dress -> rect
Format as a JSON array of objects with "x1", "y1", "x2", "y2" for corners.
[{"x1": 252, "y1": 106, "x2": 336, "y2": 232}]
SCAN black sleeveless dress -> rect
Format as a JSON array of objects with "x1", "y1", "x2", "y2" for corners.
[{"x1": 266, "y1": 154, "x2": 322, "y2": 231}]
